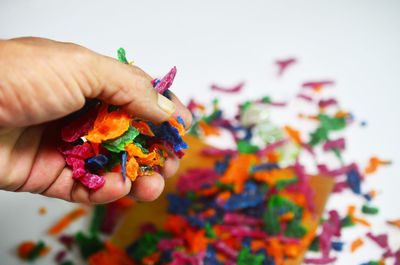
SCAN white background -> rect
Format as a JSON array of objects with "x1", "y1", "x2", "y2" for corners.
[{"x1": 0, "y1": 0, "x2": 399, "y2": 264}]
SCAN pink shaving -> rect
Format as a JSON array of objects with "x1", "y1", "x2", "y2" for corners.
[
  {"x1": 155, "y1": 66, "x2": 177, "y2": 94},
  {"x1": 318, "y1": 98, "x2": 338, "y2": 108},
  {"x1": 302, "y1": 81, "x2": 335, "y2": 89},
  {"x1": 257, "y1": 139, "x2": 290, "y2": 157},
  {"x1": 297, "y1": 94, "x2": 313, "y2": 102},
  {"x1": 200, "y1": 147, "x2": 236, "y2": 157},
  {"x1": 304, "y1": 257, "x2": 337, "y2": 264},
  {"x1": 177, "y1": 169, "x2": 219, "y2": 194},
  {"x1": 223, "y1": 212, "x2": 264, "y2": 226},
  {"x1": 213, "y1": 241, "x2": 238, "y2": 260},
  {"x1": 65, "y1": 157, "x2": 86, "y2": 179},
  {"x1": 366, "y1": 232, "x2": 389, "y2": 249},
  {"x1": 211, "y1": 82, "x2": 244, "y2": 93},
  {"x1": 61, "y1": 109, "x2": 97, "y2": 142},
  {"x1": 158, "y1": 238, "x2": 185, "y2": 251},
  {"x1": 79, "y1": 172, "x2": 105, "y2": 189},
  {"x1": 323, "y1": 138, "x2": 345, "y2": 152},
  {"x1": 276, "y1": 58, "x2": 297, "y2": 76}
]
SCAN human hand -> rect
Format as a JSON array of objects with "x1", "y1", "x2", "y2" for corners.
[{"x1": 0, "y1": 37, "x2": 192, "y2": 204}]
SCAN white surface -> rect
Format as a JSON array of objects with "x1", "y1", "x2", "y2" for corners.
[{"x1": 0, "y1": 0, "x2": 400, "y2": 264}]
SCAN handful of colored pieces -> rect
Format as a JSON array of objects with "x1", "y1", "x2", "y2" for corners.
[{"x1": 58, "y1": 48, "x2": 187, "y2": 189}]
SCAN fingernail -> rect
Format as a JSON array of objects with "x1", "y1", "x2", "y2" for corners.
[{"x1": 157, "y1": 94, "x2": 176, "y2": 115}]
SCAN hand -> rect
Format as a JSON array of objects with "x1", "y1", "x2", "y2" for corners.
[{"x1": 0, "y1": 37, "x2": 192, "y2": 204}]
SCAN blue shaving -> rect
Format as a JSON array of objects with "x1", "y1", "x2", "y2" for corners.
[
  {"x1": 121, "y1": 151, "x2": 127, "y2": 181},
  {"x1": 346, "y1": 168, "x2": 361, "y2": 194},
  {"x1": 224, "y1": 182, "x2": 264, "y2": 211},
  {"x1": 148, "y1": 121, "x2": 188, "y2": 152},
  {"x1": 177, "y1": 115, "x2": 185, "y2": 128},
  {"x1": 85, "y1": 154, "x2": 108, "y2": 172},
  {"x1": 331, "y1": 241, "x2": 344, "y2": 251},
  {"x1": 252, "y1": 163, "x2": 280, "y2": 172}
]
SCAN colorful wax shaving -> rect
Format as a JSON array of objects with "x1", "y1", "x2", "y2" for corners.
[{"x1": 58, "y1": 48, "x2": 187, "y2": 189}]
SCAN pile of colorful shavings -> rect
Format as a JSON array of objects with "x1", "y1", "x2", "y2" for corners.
[
  {"x1": 58, "y1": 48, "x2": 187, "y2": 189},
  {"x1": 15, "y1": 58, "x2": 400, "y2": 265}
]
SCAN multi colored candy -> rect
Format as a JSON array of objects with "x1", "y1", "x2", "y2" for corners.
[{"x1": 58, "y1": 48, "x2": 187, "y2": 189}]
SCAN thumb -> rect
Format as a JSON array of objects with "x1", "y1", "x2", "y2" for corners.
[{"x1": 87, "y1": 54, "x2": 176, "y2": 124}]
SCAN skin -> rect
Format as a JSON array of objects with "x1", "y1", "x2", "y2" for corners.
[{"x1": 0, "y1": 37, "x2": 192, "y2": 204}]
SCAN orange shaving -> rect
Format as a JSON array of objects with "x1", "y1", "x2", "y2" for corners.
[
  {"x1": 220, "y1": 154, "x2": 256, "y2": 193},
  {"x1": 253, "y1": 167, "x2": 296, "y2": 187},
  {"x1": 197, "y1": 120, "x2": 221, "y2": 136},
  {"x1": 313, "y1": 84, "x2": 323, "y2": 92},
  {"x1": 168, "y1": 117, "x2": 185, "y2": 136},
  {"x1": 387, "y1": 219, "x2": 400, "y2": 229},
  {"x1": 365, "y1": 157, "x2": 390, "y2": 174},
  {"x1": 39, "y1": 207, "x2": 47, "y2": 215},
  {"x1": 279, "y1": 190, "x2": 307, "y2": 208},
  {"x1": 91, "y1": 142, "x2": 100, "y2": 156},
  {"x1": 266, "y1": 238, "x2": 284, "y2": 265},
  {"x1": 298, "y1": 113, "x2": 319, "y2": 120},
  {"x1": 279, "y1": 212, "x2": 295, "y2": 222},
  {"x1": 85, "y1": 106, "x2": 131, "y2": 143},
  {"x1": 352, "y1": 217, "x2": 371, "y2": 227},
  {"x1": 334, "y1": 110, "x2": 349, "y2": 118},
  {"x1": 217, "y1": 191, "x2": 231, "y2": 201},
  {"x1": 185, "y1": 229, "x2": 208, "y2": 253},
  {"x1": 196, "y1": 186, "x2": 219, "y2": 197},
  {"x1": 283, "y1": 243, "x2": 301, "y2": 258},
  {"x1": 203, "y1": 208, "x2": 216, "y2": 218},
  {"x1": 164, "y1": 215, "x2": 187, "y2": 236},
  {"x1": 39, "y1": 246, "x2": 51, "y2": 257},
  {"x1": 131, "y1": 120, "x2": 154, "y2": 136},
  {"x1": 251, "y1": 240, "x2": 268, "y2": 252},
  {"x1": 88, "y1": 241, "x2": 136, "y2": 265},
  {"x1": 266, "y1": 152, "x2": 281, "y2": 163},
  {"x1": 49, "y1": 207, "x2": 87, "y2": 235},
  {"x1": 18, "y1": 241, "x2": 36, "y2": 259},
  {"x1": 350, "y1": 238, "x2": 364, "y2": 252},
  {"x1": 126, "y1": 157, "x2": 139, "y2": 182},
  {"x1": 142, "y1": 252, "x2": 160, "y2": 265},
  {"x1": 284, "y1": 125, "x2": 302, "y2": 145},
  {"x1": 111, "y1": 163, "x2": 122, "y2": 173},
  {"x1": 347, "y1": 205, "x2": 356, "y2": 216}
]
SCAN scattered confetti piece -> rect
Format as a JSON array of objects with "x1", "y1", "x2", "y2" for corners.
[
  {"x1": 211, "y1": 82, "x2": 244, "y2": 93},
  {"x1": 276, "y1": 58, "x2": 297, "y2": 77},
  {"x1": 49, "y1": 207, "x2": 87, "y2": 235},
  {"x1": 351, "y1": 238, "x2": 364, "y2": 252}
]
